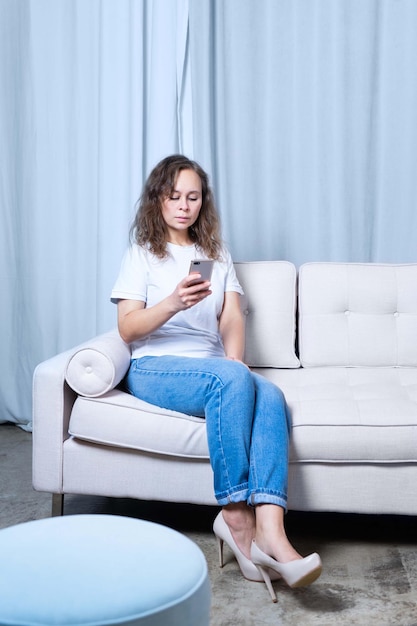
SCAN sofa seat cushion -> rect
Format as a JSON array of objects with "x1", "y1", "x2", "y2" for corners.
[
  {"x1": 255, "y1": 367, "x2": 417, "y2": 463},
  {"x1": 69, "y1": 368, "x2": 417, "y2": 466},
  {"x1": 69, "y1": 389, "x2": 209, "y2": 459}
]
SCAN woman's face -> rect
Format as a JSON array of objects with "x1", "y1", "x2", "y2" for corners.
[{"x1": 161, "y1": 169, "x2": 202, "y2": 241}]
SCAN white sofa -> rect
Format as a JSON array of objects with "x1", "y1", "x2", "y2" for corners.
[{"x1": 33, "y1": 262, "x2": 417, "y2": 517}]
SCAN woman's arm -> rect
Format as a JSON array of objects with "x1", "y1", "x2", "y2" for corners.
[
  {"x1": 117, "y1": 275, "x2": 212, "y2": 344},
  {"x1": 219, "y1": 291, "x2": 245, "y2": 361}
]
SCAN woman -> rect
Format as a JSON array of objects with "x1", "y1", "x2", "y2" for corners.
[{"x1": 111, "y1": 154, "x2": 322, "y2": 602}]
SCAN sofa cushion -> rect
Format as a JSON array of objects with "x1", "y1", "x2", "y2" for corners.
[
  {"x1": 69, "y1": 389, "x2": 209, "y2": 459},
  {"x1": 69, "y1": 367, "x2": 417, "y2": 465},
  {"x1": 65, "y1": 331, "x2": 131, "y2": 397},
  {"x1": 234, "y1": 261, "x2": 300, "y2": 368},
  {"x1": 298, "y1": 263, "x2": 417, "y2": 367},
  {"x1": 257, "y1": 366, "x2": 417, "y2": 463}
]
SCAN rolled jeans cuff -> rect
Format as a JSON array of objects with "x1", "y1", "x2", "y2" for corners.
[
  {"x1": 248, "y1": 490, "x2": 288, "y2": 511},
  {"x1": 215, "y1": 485, "x2": 249, "y2": 506}
]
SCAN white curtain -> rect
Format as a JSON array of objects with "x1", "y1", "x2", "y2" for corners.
[
  {"x1": 0, "y1": 0, "x2": 190, "y2": 428},
  {"x1": 189, "y1": 0, "x2": 417, "y2": 265},
  {"x1": 1, "y1": 0, "x2": 417, "y2": 429}
]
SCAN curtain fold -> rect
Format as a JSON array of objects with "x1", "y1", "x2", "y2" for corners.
[
  {"x1": 189, "y1": 0, "x2": 417, "y2": 265},
  {"x1": 0, "y1": 0, "x2": 190, "y2": 428},
  {"x1": 1, "y1": 0, "x2": 417, "y2": 428},
  {"x1": 0, "y1": 0, "x2": 34, "y2": 429}
]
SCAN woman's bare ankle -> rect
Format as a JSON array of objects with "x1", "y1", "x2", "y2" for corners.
[
  {"x1": 255, "y1": 531, "x2": 302, "y2": 563},
  {"x1": 222, "y1": 504, "x2": 255, "y2": 559},
  {"x1": 222, "y1": 503, "x2": 254, "y2": 528},
  {"x1": 254, "y1": 504, "x2": 302, "y2": 563}
]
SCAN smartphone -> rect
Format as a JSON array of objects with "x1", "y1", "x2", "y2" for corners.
[{"x1": 188, "y1": 260, "x2": 214, "y2": 285}]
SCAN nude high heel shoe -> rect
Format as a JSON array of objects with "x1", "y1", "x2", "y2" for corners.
[
  {"x1": 251, "y1": 540, "x2": 322, "y2": 602},
  {"x1": 213, "y1": 511, "x2": 281, "y2": 583}
]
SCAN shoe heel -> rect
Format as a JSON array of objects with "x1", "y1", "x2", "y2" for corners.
[
  {"x1": 215, "y1": 534, "x2": 225, "y2": 568},
  {"x1": 256, "y1": 565, "x2": 277, "y2": 603},
  {"x1": 213, "y1": 511, "x2": 272, "y2": 583}
]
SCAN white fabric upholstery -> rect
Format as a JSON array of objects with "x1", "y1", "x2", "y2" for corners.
[
  {"x1": 62, "y1": 438, "x2": 217, "y2": 505},
  {"x1": 69, "y1": 367, "x2": 417, "y2": 465},
  {"x1": 287, "y1": 464, "x2": 417, "y2": 515},
  {"x1": 69, "y1": 390, "x2": 209, "y2": 459},
  {"x1": 255, "y1": 367, "x2": 417, "y2": 462},
  {"x1": 65, "y1": 329, "x2": 131, "y2": 397},
  {"x1": 234, "y1": 261, "x2": 300, "y2": 368},
  {"x1": 298, "y1": 262, "x2": 417, "y2": 367},
  {"x1": 32, "y1": 261, "x2": 417, "y2": 516}
]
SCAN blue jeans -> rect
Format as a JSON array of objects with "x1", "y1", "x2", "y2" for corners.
[{"x1": 125, "y1": 356, "x2": 291, "y2": 509}]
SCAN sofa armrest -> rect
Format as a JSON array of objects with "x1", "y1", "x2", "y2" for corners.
[
  {"x1": 32, "y1": 329, "x2": 131, "y2": 493},
  {"x1": 65, "y1": 330, "x2": 131, "y2": 397}
]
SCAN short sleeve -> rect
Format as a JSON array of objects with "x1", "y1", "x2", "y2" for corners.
[
  {"x1": 111, "y1": 246, "x2": 147, "y2": 303},
  {"x1": 223, "y1": 248, "x2": 244, "y2": 295}
]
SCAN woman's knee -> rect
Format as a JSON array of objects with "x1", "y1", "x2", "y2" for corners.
[
  {"x1": 221, "y1": 360, "x2": 254, "y2": 389},
  {"x1": 253, "y1": 374, "x2": 290, "y2": 417},
  {"x1": 253, "y1": 373, "x2": 283, "y2": 397},
  {"x1": 205, "y1": 360, "x2": 255, "y2": 402}
]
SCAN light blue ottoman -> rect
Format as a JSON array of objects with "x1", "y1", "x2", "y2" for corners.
[{"x1": 0, "y1": 514, "x2": 211, "y2": 626}]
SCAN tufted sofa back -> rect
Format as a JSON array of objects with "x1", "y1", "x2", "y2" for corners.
[
  {"x1": 234, "y1": 261, "x2": 417, "y2": 369},
  {"x1": 298, "y1": 263, "x2": 417, "y2": 367}
]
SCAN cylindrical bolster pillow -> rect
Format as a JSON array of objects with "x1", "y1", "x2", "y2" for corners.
[{"x1": 65, "y1": 332, "x2": 131, "y2": 397}]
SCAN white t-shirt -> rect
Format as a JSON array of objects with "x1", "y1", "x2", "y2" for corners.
[{"x1": 111, "y1": 242, "x2": 244, "y2": 359}]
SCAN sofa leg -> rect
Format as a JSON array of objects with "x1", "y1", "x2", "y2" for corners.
[{"x1": 52, "y1": 494, "x2": 64, "y2": 517}]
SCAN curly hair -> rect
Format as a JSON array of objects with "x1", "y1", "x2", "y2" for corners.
[{"x1": 130, "y1": 155, "x2": 223, "y2": 260}]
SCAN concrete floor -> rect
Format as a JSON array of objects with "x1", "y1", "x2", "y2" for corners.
[{"x1": 1, "y1": 422, "x2": 417, "y2": 625}]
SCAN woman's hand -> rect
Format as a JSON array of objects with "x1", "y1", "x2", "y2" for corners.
[
  {"x1": 117, "y1": 273, "x2": 211, "y2": 344},
  {"x1": 171, "y1": 274, "x2": 212, "y2": 310}
]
